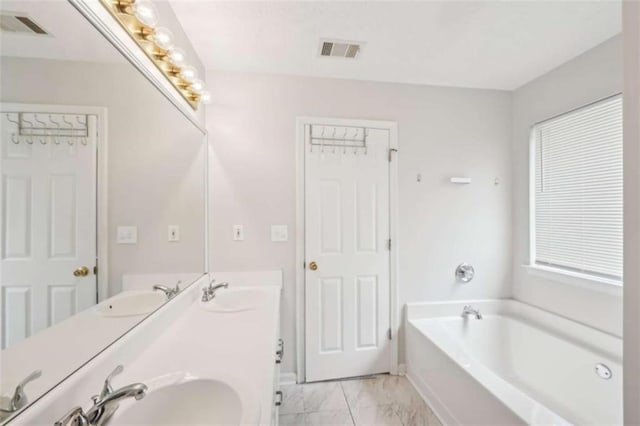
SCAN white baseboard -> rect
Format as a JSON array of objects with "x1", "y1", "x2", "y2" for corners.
[
  {"x1": 397, "y1": 363, "x2": 407, "y2": 375},
  {"x1": 279, "y1": 372, "x2": 297, "y2": 386}
]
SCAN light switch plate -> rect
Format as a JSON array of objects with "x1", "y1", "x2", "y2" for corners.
[
  {"x1": 168, "y1": 225, "x2": 180, "y2": 242},
  {"x1": 117, "y1": 226, "x2": 137, "y2": 244},
  {"x1": 271, "y1": 225, "x2": 288, "y2": 242}
]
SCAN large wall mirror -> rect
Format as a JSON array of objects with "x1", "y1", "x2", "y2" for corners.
[{"x1": 0, "y1": 0, "x2": 206, "y2": 422}]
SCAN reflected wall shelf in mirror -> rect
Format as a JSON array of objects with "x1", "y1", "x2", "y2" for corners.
[{"x1": 0, "y1": 0, "x2": 208, "y2": 423}]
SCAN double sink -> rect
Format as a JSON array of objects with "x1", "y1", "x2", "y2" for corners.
[{"x1": 53, "y1": 284, "x2": 273, "y2": 425}]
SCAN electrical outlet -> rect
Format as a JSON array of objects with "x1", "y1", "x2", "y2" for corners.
[
  {"x1": 271, "y1": 225, "x2": 288, "y2": 242},
  {"x1": 168, "y1": 225, "x2": 180, "y2": 242},
  {"x1": 233, "y1": 224, "x2": 244, "y2": 241},
  {"x1": 116, "y1": 226, "x2": 137, "y2": 244}
]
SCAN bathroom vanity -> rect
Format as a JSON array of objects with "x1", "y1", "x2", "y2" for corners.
[{"x1": 11, "y1": 275, "x2": 283, "y2": 425}]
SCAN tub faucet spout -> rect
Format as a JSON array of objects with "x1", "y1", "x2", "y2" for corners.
[{"x1": 462, "y1": 305, "x2": 482, "y2": 320}]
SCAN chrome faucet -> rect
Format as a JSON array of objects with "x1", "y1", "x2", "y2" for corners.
[
  {"x1": 461, "y1": 305, "x2": 483, "y2": 320},
  {"x1": 201, "y1": 279, "x2": 229, "y2": 302},
  {"x1": 152, "y1": 280, "x2": 181, "y2": 300},
  {"x1": 0, "y1": 370, "x2": 42, "y2": 419},
  {"x1": 54, "y1": 365, "x2": 147, "y2": 426}
]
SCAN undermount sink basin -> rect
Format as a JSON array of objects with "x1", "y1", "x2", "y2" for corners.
[
  {"x1": 113, "y1": 379, "x2": 243, "y2": 425},
  {"x1": 96, "y1": 290, "x2": 165, "y2": 317},
  {"x1": 200, "y1": 288, "x2": 268, "y2": 313}
]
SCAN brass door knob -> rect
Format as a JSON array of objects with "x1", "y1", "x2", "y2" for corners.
[
  {"x1": 73, "y1": 266, "x2": 90, "y2": 277},
  {"x1": 309, "y1": 261, "x2": 318, "y2": 271}
]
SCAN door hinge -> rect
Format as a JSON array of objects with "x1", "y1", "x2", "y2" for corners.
[
  {"x1": 388, "y1": 148, "x2": 398, "y2": 162},
  {"x1": 387, "y1": 239, "x2": 392, "y2": 251},
  {"x1": 387, "y1": 328, "x2": 392, "y2": 340}
]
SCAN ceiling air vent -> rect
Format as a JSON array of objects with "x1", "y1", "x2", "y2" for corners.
[
  {"x1": 0, "y1": 14, "x2": 49, "y2": 35},
  {"x1": 319, "y1": 40, "x2": 361, "y2": 59}
]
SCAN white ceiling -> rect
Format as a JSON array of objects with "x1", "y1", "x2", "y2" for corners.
[
  {"x1": 169, "y1": 0, "x2": 621, "y2": 90},
  {"x1": 0, "y1": 1, "x2": 123, "y2": 63}
]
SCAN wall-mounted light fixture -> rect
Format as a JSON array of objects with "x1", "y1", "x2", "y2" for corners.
[{"x1": 99, "y1": 0, "x2": 211, "y2": 110}]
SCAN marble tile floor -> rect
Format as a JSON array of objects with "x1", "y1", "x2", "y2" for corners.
[{"x1": 279, "y1": 374, "x2": 442, "y2": 426}]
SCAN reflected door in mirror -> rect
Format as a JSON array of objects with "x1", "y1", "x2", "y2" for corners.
[{"x1": 1, "y1": 111, "x2": 98, "y2": 348}]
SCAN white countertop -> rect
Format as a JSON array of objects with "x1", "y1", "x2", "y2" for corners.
[
  {"x1": 112, "y1": 284, "x2": 281, "y2": 424},
  {"x1": 1, "y1": 293, "x2": 150, "y2": 403}
]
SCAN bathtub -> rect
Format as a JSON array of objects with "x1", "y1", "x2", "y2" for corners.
[{"x1": 405, "y1": 300, "x2": 622, "y2": 425}]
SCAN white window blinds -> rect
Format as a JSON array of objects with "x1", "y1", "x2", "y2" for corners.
[{"x1": 533, "y1": 95, "x2": 623, "y2": 281}]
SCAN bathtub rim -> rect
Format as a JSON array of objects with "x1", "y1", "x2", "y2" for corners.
[{"x1": 406, "y1": 298, "x2": 622, "y2": 363}]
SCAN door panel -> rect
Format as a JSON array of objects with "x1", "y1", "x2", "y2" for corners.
[
  {"x1": 319, "y1": 276, "x2": 343, "y2": 352},
  {"x1": 50, "y1": 174, "x2": 77, "y2": 257},
  {"x1": 356, "y1": 182, "x2": 378, "y2": 252},
  {"x1": 319, "y1": 180, "x2": 342, "y2": 253},
  {"x1": 1, "y1": 287, "x2": 31, "y2": 348},
  {"x1": 305, "y1": 124, "x2": 390, "y2": 382},
  {"x1": 356, "y1": 275, "x2": 378, "y2": 349},
  {"x1": 2, "y1": 175, "x2": 32, "y2": 258},
  {"x1": 48, "y1": 285, "x2": 77, "y2": 326}
]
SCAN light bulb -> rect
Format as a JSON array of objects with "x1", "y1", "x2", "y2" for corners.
[
  {"x1": 191, "y1": 79, "x2": 204, "y2": 93},
  {"x1": 132, "y1": 0, "x2": 159, "y2": 28},
  {"x1": 200, "y1": 91, "x2": 211, "y2": 105},
  {"x1": 180, "y1": 65, "x2": 198, "y2": 83},
  {"x1": 152, "y1": 27, "x2": 174, "y2": 50},
  {"x1": 167, "y1": 47, "x2": 186, "y2": 66}
]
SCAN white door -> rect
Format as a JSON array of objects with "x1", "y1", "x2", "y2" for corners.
[
  {"x1": 305, "y1": 123, "x2": 391, "y2": 382},
  {"x1": 1, "y1": 110, "x2": 97, "y2": 348}
]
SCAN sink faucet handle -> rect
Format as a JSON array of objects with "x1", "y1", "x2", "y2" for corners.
[
  {"x1": 9, "y1": 369, "x2": 42, "y2": 410},
  {"x1": 54, "y1": 406, "x2": 88, "y2": 426},
  {"x1": 201, "y1": 286, "x2": 210, "y2": 301},
  {"x1": 100, "y1": 365, "x2": 123, "y2": 398},
  {"x1": 17, "y1": 369, "x2": 41, "y2": 389}
]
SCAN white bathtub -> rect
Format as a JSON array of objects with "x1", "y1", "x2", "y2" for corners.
[{"x1": 405, "y1": 300, "x2": 622, "y2": 425}]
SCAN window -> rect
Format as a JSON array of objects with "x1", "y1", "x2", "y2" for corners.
[{"x1": 532, "y1": 95, "x2": 623, "y2": 283}]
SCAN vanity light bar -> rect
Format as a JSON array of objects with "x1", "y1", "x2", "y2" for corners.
[{"x1": 99, "y1": 0, "x2": 210, "y2": 110}]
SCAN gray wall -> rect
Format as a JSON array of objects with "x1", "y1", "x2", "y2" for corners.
[
  {"x1": 511, "y1": 35, "x2": 623, "y2": 336},
  {"x1": 1, "y1": 57, "x2": 206, "y2": 295},
  {"x1": 205, "y1": 70, "x2": 513, "y2": 375}
]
